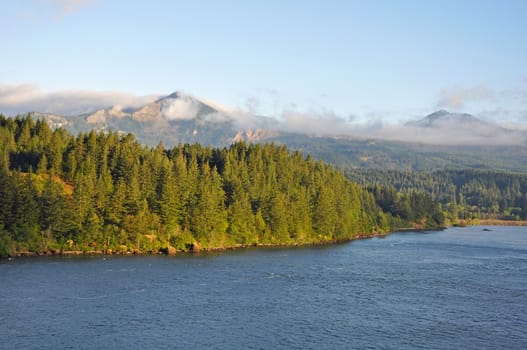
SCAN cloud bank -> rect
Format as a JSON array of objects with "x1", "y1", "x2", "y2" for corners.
[
  {"x1": 162, "y1": 95, "x2": 201, "y2": 121},
  {"x1": 273, "y1": 109, "x2": 526, "y2": 146},
  {"x1": 0, "y1": 82, "x2": 158, "y2": 116},
  {"x1": 1, "y1": 82, "x2": 525, "y2": 146},
  {"x1": 349, "y1": 123, "x2": 526, "y2": 146},
  {"x1": 280, "y1": 109, "x2": 355, "y2": 136}
]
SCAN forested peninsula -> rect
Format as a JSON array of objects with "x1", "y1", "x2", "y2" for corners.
[{"x1": 0, "y1": 116, "x2": 444, "y2": 257}]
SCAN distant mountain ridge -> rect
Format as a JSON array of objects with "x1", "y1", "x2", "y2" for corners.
[
  {"x1": 22, "y1": 92, "x2": 286, "y2": 147},
  {"x1": 85, "y1": 91, "x2": 222, "y2": 124},
  {"x1": 406, "y1": 109, "x2": 507, "y2": 130},
  {"x1": 7, "y1": 92, "x2": 527, "y2": 172},
  {"x1": 405, "y1": 109, "x2": 514, "y2": 140}
]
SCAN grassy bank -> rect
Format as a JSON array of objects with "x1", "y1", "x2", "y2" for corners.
[{"x1": 459, "y1": 219, "x2": 527, "y2": 227}]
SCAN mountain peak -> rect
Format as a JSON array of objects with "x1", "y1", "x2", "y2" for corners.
[
  {"x1": 167, "y1": 91, "x2": 182, "y2": 99},
  {"x1": 158, "y1": 91, "x2": 192, "y2": 101},
  {"x1": 427, "y1": 109, "x2": 450, "y2": 118},
  {"x1": 404, "y1": 110, "x2": 511, "y2": 141},
  {"x1": 407, "y1": 110, "x2": 486, "y2": 128}
]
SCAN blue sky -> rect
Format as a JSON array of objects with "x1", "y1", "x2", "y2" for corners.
[{"x1": 1, "y1": 0, "x2": 526, "y2": 124}]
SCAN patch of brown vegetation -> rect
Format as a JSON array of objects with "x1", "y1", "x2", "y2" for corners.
[
  {"x1": 20, "y1": 172, "x2": 74, "y2": 195},
  {"x1": 470, "y1": 219, "x2": 527, "y2": 227}
]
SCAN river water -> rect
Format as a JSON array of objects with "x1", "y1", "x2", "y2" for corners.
[{"x1": 1, "y1": 226, "x2": 526, "y2": 349}]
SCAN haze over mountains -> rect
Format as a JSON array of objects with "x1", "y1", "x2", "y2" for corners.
[
  {"x1": 29, "y1": 92, "x2": 273, "y2": 147},
  {"x1": 19, "y1": 91, "x2": 525, "y2": 146},
  {"x1": 405, "y1": 109, "x2": 513, "y2": 140},
  {"x1": 4, "y1": 91, "x2": 527, "y2": 172}
]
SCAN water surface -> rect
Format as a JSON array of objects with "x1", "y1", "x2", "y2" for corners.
[{"x1": 1, "y1": 226, "x2": 526, "y2": 349}]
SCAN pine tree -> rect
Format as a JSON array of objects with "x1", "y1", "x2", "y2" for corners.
[
  {"x1": 0, "y1": 167, "x2": 14, "y2": 229},
  {"x1": 227, "y1": 191, "x2": 256, "y2": 244},
  {"x1": 36, "y1": 154, "x2": 48, "y2": 174},
  {"x1": 11, "y1": 170, "x2": 41, "y2": 250},
  {"x1": 191, "y1": 163, "x2": 227, "y2": 246},
  {"x1": 40, "y1": 176, "x2": 71, "y2": 242}
]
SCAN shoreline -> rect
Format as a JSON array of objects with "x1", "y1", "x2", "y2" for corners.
[
  {"x1": 5, "y1": 222, "x2": 524, "y2": 259},
  {"x1": 5, "y1": 232, "x2": 390, "y2": 259},
  {"x1": 457, "y1": 219, "x2": 527, "y2": 227}
]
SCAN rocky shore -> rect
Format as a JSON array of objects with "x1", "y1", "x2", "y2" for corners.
[{"x1": 5, "y1": 232, "x2": 392, "y2": 258}]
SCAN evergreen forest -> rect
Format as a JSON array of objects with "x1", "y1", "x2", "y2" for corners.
[
  {"x1": 0, "y1": 115, "x2": 448, "y2": 257},
  {"x1": 347, "y1": 169, "x2": 527, "y2": 222}
]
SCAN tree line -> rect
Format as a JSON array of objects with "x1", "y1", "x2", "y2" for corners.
[
  {"x1": 347, "y1": 169, "x2": 527, "y2": 222},
  {"x1": 0, "y1": 115, "x2": 421, "y2": 256}
]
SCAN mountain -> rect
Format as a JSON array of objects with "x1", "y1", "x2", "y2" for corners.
[
  {"x1": 69, "y1": 91, "x2": 283, "y2": 146},
  {"x1": 405, "y1": 110, "x2": 510, "y2": 137},
  {"x1": 407, "y1": 110, "x2": 481, "y2": 127},
  {"x1": 30, "y1": 112, "x2": 72, "y2": 129},
  {"x1": 84, "y1": 92, "x2": 217, "y2": 124},
  {"x1": 14, "y1": 94, "x2": 527, "y2": 172},
  {"x1": 273, "y1": 134, "x2": 527, "y2": 172},
  {"x1": 58, "y1": 92, "x2": 238, "y2": 146}
]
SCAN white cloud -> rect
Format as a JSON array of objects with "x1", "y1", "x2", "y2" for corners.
[
  {"x1": 1, "y1": 82, "x2": 525, "y2": 146},
  {"x1": 0, "y1": 82, "x2": 158, "y2": 116},
  {"x1": 479, "y1": 108, "x2": 527, "y2": 125},
  {"x1": 202, "y1": 112, "x2": 232, "y2": 123},
  {"x1": 280, "y1": 108, "x2": 353, "y2": 136},
  {"x1": 262, "y1": 104, "x2": 527, "y2": 145},
  {"x1": 244, "y1": 96, "x2": 260, "y2": 114},
  {"x1": 221, "y1": 108, "x2": 269, "y2": 129},
  {"x1": 233, "y1": 91, "x2": 527, "y2": 145},
  {"x1": 0, "y1": 83, "x2": 41, "y2": 105},
  {"x1": 162, "y1": 95, "x2": 201, "y2": 120},
  {"x1": 372, "y1": 123, "x2": 526, "y2": 146}
]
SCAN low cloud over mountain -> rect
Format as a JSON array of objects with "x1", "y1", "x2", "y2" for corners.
[
  {"x1": 1, "y1": 85, "x2": 525, "y2": 146},
  {"x1": 0, "y1": 82, "x2": 158, "y2": 116}
]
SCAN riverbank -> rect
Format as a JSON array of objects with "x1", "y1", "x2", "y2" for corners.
[
  {"x1": 4, "y1": 231, "x2": 394, "y2": 258},
  {"x1": 4, "y1": 224, "x2": 484, "y2": 259},
  {"x1": 456, "y1": 219, "x2": 527, "y2": 227},
  {"x1": 394, "y1": 227, "x2": 446, "y2": 233}
]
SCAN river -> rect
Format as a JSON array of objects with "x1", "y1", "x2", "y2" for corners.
[{"x1": 1, "y1": 226, "x2": 526, "y2": 349}]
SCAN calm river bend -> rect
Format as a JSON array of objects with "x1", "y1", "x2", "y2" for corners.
[{"x1": 1, "y1": 226, "x2": 526, "y2": 349}]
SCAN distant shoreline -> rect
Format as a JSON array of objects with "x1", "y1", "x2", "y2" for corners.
[{"x1": 456, "y1": 219, "x2": 527, "y2": 227}]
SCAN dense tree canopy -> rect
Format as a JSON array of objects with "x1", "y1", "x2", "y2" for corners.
[
  {"x1": 347, "y1": 169, "x2": 527, "y2": 222},
  {"x1": 1, "y1": 115, "x2": 415, "y2": 256}
]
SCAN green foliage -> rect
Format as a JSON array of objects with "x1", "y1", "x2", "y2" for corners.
[
  {"x1": 0, "y1": 228, "x2": 15, "y2": 257},
  {"x1": 1, "y1": 115, "x2": 411, "y2": 255},
  {"x1": 349, "y1": 169, "x2": 527, "y2": 222},
  {"x1": 273, "y1": 134, "x2": 527, "y2": 172}
]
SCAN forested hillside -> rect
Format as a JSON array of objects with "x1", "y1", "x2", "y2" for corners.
[
  {"x1": 0, "y1": 115, "x2": 416, "y2": 257},
  {"x1": 273, "y1": 135, "x2": 527, "y2": 172},
  {"x1": 347, "y1": 169, "x2": 527, "y2": 222}
]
